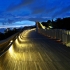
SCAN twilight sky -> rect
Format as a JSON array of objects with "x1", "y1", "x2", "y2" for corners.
[{"x1": 0, "y1": 0, "x2": 70, "y2": 27}]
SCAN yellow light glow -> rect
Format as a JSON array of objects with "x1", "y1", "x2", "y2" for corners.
[
  {"x1": 39, "y1": 23, "x2": 46, "y2": 29},
  {"x1": 9, "y1": 45, "x2": 13, "y2": 53},
  {"x1": 8, "y1": 45, "x2": 16, "y2": 59},
  {"x1": 8, "y1": 29, "x2": 34, "y2": 61},
  {"x1": 66, "y1": 43, "x2": 70, "y2": 47},
  {"x1": 8, "y1": 45, "x2": 25, "y2": 60}
]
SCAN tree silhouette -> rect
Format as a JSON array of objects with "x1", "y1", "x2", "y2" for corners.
[
  {"x1": 41, "y1": 17, "x2": 70, "y2": 30},
  {"x1": 41, "y1": 20, "x2": 52, "y2": 28}
]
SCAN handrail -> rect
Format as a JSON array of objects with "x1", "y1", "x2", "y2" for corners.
[
  {"x1": 0, "y1": 28, "x2": 24, "y2": 56},
  {"x1": 38, "y1": 28, "x2": 70, "y2": 47},
  {"x1": 0, "y1": 28, "x2": 23, "y2": 45},
  {"x1": 0, "y1": 32, "x2": 18, "y2": 46}
]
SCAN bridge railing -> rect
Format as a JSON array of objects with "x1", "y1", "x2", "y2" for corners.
[
  {"x1": 0, "y1": 28, "x2": 24, "y2": 55},
  {"x1": 38, "y1": 28, "x2": 70, "y2": 47},
  {"x1": 0, "y1": 32, "x2": 19, "y2": 53}
]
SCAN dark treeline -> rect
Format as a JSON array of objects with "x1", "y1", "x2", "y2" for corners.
[
  {"x1": 23, "y1": 25, "x2": 36, "y2": 29},
  {"x1": 0, "y1": 28, "x2": 21, "y2": 40},
  {"x1": 0, "y1": 25, "x2": 36, "y2": 40},
  {"x1": 41, "y1": 17, "x2": 70, "y2": 30}
]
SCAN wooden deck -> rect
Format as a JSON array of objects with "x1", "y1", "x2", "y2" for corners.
[{"x1": 0, "y1": 29, "x2": 70, "y2": 70}]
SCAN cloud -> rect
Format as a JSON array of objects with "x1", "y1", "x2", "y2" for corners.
[
  {"x1": 45, "y1": 6, "x2": 58, "y2": 14},
  {"x1": 7, "y1": 0, "x2": 34, "y2": 12},
  {"x1": 0, "y1": 0, "x2": 70, "y2": 23},
  {"x1": 30, "y1": 4, "x2": 46, "y2": 15},
  {"x1": 0, "y1": 20, "x2": 35, "y2": 28},
  {"x1": 32, "y1": 8, "x2": 45, "y2": 14},
  {"x1": 27, "y1": 17, "x2": 49, "y2": 22},
  {"x1": 52, "y1": 5, "x2": 70, "y2": 18}
]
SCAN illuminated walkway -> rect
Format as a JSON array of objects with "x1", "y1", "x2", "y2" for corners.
[{"x1": 0, "y1": 29, "x2": 70, "y2": 70}]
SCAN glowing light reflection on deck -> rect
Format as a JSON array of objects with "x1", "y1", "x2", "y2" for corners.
[
  {"x1": 8, "y1": 29, "x2": 34, "y2": 61},
  {"x1": 9, "y1": 45, "x2": 17, "y2": 59},
  {"x1": 8, "y1": 45, "x2": 25, "y2": 61}
]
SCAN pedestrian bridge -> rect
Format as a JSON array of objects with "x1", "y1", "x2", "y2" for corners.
[{"x1": 0, "y1": 23, "x2": 70, "y2": 70}]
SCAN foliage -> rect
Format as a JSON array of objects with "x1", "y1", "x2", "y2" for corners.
[
  {"x1": 0, "y1": 28, "x2": 20, "y2": 40},
  {"x1": 41, "y1": 17, "x2": 70, "y2": 30}
]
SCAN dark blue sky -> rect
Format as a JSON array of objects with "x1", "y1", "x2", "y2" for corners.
[{"x1": 0, "y1": 0, "x2": 70, "y2": 27}]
